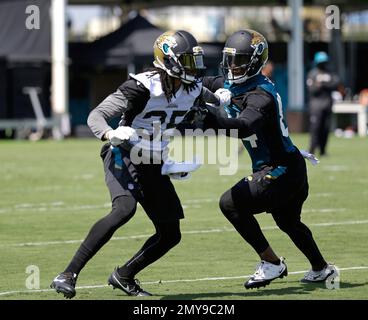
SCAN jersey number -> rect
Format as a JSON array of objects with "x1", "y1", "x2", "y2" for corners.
[
  {"x1": 276, "y1": 93, "x2": 289, "y2": 137},
  {"x1": 242, "y1": 94, "x2": 288, "y2": 149},
  {"x1": 143, "y1": 110, "x2": 188, "y2": 129}
]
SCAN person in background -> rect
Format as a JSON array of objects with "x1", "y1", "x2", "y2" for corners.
[{"x1": 307, "y1": 52, "x2": 340, "y2": 156}]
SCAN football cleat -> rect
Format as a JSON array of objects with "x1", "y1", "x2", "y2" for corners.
[
  {"x1": 50, "y1": 272, "x2": 77, "y2": 299},
  {"x1": 301, "y1": 263, "x2": 338, "y2": 283},
  {"x1": 108, "y1": 268, "x2": 152, "y2": 296},
  {"x1": 245, "y1": 257, "x2": 288, "y2": 289}
]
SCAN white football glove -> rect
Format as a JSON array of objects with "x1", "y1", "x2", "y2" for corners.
[
  {"x1": 106, "y1": 126, "x2": 138, "y2": 146},
  {"x1": 214, "y1": 88, "x2": 232, "y2": 108},
  {"x1": 300, "y1": 150, "x2": 320, "y2": 166}
]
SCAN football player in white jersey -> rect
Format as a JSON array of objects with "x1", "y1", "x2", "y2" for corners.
[{"x1": 51, "y1": 30, "x2": 207, "y2": 298}]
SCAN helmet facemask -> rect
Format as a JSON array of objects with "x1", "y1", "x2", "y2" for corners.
[{"x1": 176, "y1": 48, "x2": 206, "y2": 84}]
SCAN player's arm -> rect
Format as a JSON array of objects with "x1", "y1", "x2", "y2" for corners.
[
  {"x1": 175, "y1": 86, "x2": 221, "y2": 133},
  {"x1": 206, "y1": 90, "x2": 272, "y2": 138},
  {"x1": 87, "y1": 89, "x2": 128, "y2": 140},
  {"x1": 202, "y1": 75, "x2": 225, "y2": 93},
  {"x1": 87, "y1": 79, "x2": 149, "y2": 141}
]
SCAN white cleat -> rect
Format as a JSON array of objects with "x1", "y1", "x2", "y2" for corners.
[
  {"x1": 245, "y1": 257, "x2": 288, "y2": 289},
  {"x1": 301, "y1": 263, "x2": 338, "y2": 283}
]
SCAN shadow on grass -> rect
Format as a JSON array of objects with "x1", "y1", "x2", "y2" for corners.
[
  {"x1": 160, "y1": 286, "x2": 307, "y2": 300},
  {"x1": 297, "y1": 281, "x2": 368, "y2": 290},
  {"x1": 160, "y1": 281, "x2": 368, "y2": 300}
]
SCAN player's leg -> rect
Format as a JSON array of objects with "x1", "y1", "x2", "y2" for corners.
[
  {"x1": 272, "y1": 202, "x2": 327, "y2": 268},
  {"x1": 107, "y1": 164, "x2": 183, "y2": 296},
  {"x1": 319, "y1": 108, "x2": 332, "y2": 156},
  {"x1": 272, "y1": 204, "x2": 337, "y2": 283},
  {"x1": 51, "y1": 144, "x2": 140, "y2": 298},
  {"x1": 309, "y1": 108, "x2": 323, "y2": 154},
  {"x1": 108, "y1": 219, "x2": 181, "y2": 296},
  {"x1": 219, "y1": 186, "x2": 270, "y2": 256},
  {"x1": 219, "y1": 173, "x2": 287, "y2": 289},
  {"x1": 66, "y1": 196, "x2": 136, "y2": 275},
  {"x1": 50, "y1": 195, "x2": 137, "y2": 298},
  {"x1": 271, "y1": 178, "x2": 337, "y2": 283}
]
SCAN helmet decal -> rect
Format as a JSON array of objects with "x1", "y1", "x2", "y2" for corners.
[
  {"x1": 162, "y1": 43, "x2": 169, "y2": 53},
  {"x1": 156, "y1": 34, "x2": 177, "y2": 55},
  {"x1": 251, "y1": 32, "x2": 264, "y2": 46},
  {"x1": 255, "y1": 42, "x2": 265, "y2": 55}
]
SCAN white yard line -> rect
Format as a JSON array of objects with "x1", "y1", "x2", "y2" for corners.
[
  {"x1": 0, "y1": 193, "x2": 336, "y2": 214},
  {"x1": 0, "y1": 199, "x2": 217, "y2": 214},
  {"x1": 303, "y1": 208, "x2": 346, "y2": 213},
  {"x1": 309, "y1": 193, "x2": 334, "y2": 197},
  {"x1": 1, "y1": 218, "x2": 367, "y2": 248},
  {"x1": 0, "y1": 266, "x2": 367, "y2": 297},
  {"x1": 322, "y1": 165, "x2": 349, "y2": 172}
]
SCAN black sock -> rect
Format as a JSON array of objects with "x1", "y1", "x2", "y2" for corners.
[
  {"x1": 117, "y1": 266, "x2": 134, "y2": 279},
  {"x1": 117, "y1": 220, "x2": 181, "y2": 280},
  {"x1": 268, "y1": 259, "x2": 281, "y2": 265},
  {"x1": 271, "y1": 214, "x2": 327, "y2": 271},
  {"x1": 312, "y1": 263, "x2": 327, "y2": 272},
  {"x1": 64, "y1": 196, "x2": 136, "y2": 275},
  {"x1": 64, "y1": 244, "x2": 92, "y2": 275}
]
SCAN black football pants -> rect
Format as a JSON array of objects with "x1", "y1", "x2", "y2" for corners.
[
  {"x1": 64, "y1": 144, "x2": 183, "y2": 278},
  {"x1": 219, "y1": 160, "x2": 326, "y2": 269}
]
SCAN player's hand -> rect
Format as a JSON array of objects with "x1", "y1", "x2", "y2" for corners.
[
  {"x1": 202, "y1": 102, "x2": 229, "y2": 120},
  {"x1": 214, "y1": 88, "x2": 232, "y2": 108},
  {"x1": 106, "y1": 126, "x2": 138, "y2": 146}
]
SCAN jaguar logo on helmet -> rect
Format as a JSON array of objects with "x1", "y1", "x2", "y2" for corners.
[
  {"x1": 251, "y1": 32, "x2": 264, "y2": 46},
  {"x1": 153, "y1": 31, "x2": 177, "y2": 68},
  {"x1": 156, "y1": 33, "x2": 177, "y2": 54},
  {"x1": 254, "y1": 42, "x2": 265, "y2": 55}
]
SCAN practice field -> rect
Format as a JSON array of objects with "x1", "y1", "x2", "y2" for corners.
[{"x1": 0, "y1": 134, "x2": 367, "y2": 300}]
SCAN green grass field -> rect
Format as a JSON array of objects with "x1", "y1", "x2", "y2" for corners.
[{"x1": 0, "y1": 134, "x2": 367, "y2": 300}]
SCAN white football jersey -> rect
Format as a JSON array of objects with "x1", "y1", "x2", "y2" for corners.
[{"x1": 127, "y1": 71, "x2": 202, "y2": 151}]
